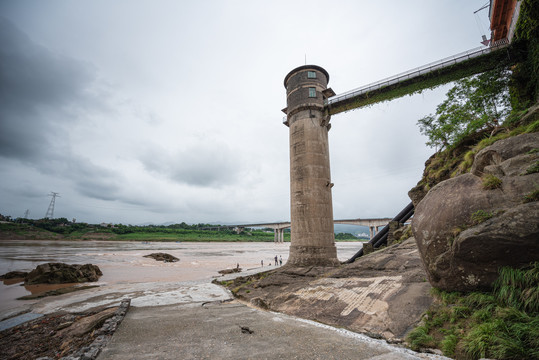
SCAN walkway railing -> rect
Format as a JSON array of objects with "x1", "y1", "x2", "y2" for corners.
[{"x1": 325, "y1": 39, "x2": 509, "y2": 107}]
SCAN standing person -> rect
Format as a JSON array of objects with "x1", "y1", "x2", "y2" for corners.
[
  {"x1": 261, "y1": 260, "x2": 263, "y2": 267},
  {"x1": 274, "y1": 255, "x2": 278, "y2": 266},
  {"x1": 279, "y1": 255, "x2": 283, "y2": 266}
]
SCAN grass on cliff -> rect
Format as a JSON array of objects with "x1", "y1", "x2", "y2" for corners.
[
  {"x1": 523, "y1": 188, "x2": 539, "y2": 203},
  {"x1": 407, "y1": 262, "x2": 539, "y2": 360},
  {"x1": 411, "y1": 105, "x2": 539, "y2": 198},
  {"x1": 481, "y1": 174, "x2": 503, "y2": 190}
]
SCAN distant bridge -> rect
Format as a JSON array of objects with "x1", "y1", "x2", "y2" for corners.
[{"x1": 201, "y1": 218, "x2": 393, "y2": 243}]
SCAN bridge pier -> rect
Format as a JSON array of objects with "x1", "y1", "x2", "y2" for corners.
[
  {"x1": 369, "y1": 226, "x2": 376, "y2": 239},
  {"x1": 273, "y1": 228, "x2": 285, "y2": 243},
  {"x1": 369, "y1": 226, "x2": 385, "y2": 239}
]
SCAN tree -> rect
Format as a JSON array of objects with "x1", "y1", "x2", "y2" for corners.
[{"x1": 418, "y1": 68, "x2": 511, "y2": 150}]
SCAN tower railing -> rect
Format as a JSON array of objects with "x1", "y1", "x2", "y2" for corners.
[{"x1": 325, "y1": 38, "x2": 510, "y2": 106}]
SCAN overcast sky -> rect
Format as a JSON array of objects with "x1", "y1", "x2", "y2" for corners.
[{"x1": 0, "y1": 1, "x2": 492, "y2": 225}]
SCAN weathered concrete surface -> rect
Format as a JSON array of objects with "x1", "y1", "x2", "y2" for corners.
[
  {"x1": 98, "y1": 301, "x2": 447, "y2": 360},
  {"x1": 284, "y1": 65, "x2": 339, "y2": 266},
  {"x1": 227, "y1": 237, "x2": 432, "y2": 341}
]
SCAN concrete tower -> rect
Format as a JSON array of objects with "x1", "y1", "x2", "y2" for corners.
[{"x1": 283, "y1": 65, "x2": 339, "y2": 266}]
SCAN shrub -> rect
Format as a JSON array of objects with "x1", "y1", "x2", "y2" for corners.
[
  {"x1": 523, "y1": 160, "x2": 539, "y2": 175},
  {"x1": 470, "y1": 210, "x2": 493, "y2": 225},
  {"x1": 525, "y1": 119, "x2": 539, "y2": 133},
  {"x1": 523, "y1": 188, "x2": 539, "y2": 203},
  {"x1": 441, "y1": 334, "x2": 459, "y2": 357},
  {"x1": 494, "y1": 262, "x2": 539, "y2": 313},
  {"x1": 417, "y1": 68, "x2": 511, "y2": 150},
  {"x1": 409, "y1": 263, "x2": 539, "y2": 359},
  {"x1": 464, "y1": 320, "x2": 504, "y2": 360},
  {"x1": 407, "y1": 325, "x2": 434, "y2": 351},
  {"x1": 482, "y1": 174, "x2": 503, "y2": 190}
]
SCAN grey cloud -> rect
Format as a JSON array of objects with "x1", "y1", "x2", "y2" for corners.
[
  {"x1": 0, "y1": 17, "x2": 97, "y2": 162},
  {"x1": 140, "y1": 143, "x2": 242, "y2": 187},
  {"x1": 75, "y1": 180, "x2": 121, "y2": 201},
  {"x1": 0, "y1": 18, "x2": 126, "y2": 204},
  {"x1": 65, "y1": 159, "x2": 123, "y2": 201},
  {"x1": 0, "y1": 18, "x2": 96, "y2": 109}
]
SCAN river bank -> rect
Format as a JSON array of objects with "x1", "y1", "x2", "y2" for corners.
[
  {"x1": 0, "y1": 274, "x2": 448, "y2": 360},
  {"x1": 0, "y1": 240, "x2": 367, "y2": 316},
  {"x1": 0, "y1": 239, "x2": 457, "y2": 359}
]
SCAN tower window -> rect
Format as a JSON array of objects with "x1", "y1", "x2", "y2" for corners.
[
  {"x1": 307, "y1": 71, "x2": 316, "y2": 79},
  {"x1": 308, "y1": 87, "x2": 316, "y2": 98}
]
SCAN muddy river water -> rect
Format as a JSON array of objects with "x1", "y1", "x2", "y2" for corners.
[{"x1": 0, "y1": 240, "x2": 363, "y2": 313}]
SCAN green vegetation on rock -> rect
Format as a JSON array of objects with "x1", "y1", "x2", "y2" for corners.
[
  {"x1": 523, "y1": 188, "x2": 539, "y2": 203},
  {"x1": 481, "y1": 174, "x2": 503, "y2": 190},
  {"x1": 470, "y1": 210, "x2": 494, "y2": 225},
  {"x1": 409, "y1": 105, "x2": 539, "y2": 206},
  {"x1": 407, "y1": 263, "x2": 539, "y2": 359},
  {"x1": 523, "y1": 160, "x2": 539, "y2": 175}
]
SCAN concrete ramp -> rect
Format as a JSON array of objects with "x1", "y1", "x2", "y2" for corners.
[{"x1": 98, "y1": 301, "x2": 448, "y2": 360}]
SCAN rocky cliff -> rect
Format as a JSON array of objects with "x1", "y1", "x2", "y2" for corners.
[{"x1": 412, "y1": 132, "x2": 539, "y2": 292}]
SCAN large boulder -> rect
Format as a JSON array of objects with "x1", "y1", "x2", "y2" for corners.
[
  {"x1": 25, "y1": 263, "x2": 103, "y2": 285},
  {"x1": 412, "y1": 133, "x2": 539, "y2": 292}
]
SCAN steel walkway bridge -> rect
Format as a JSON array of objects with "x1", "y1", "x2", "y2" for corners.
[{"x1": 324, "y1": 39, "x2": 515, "y2": 115}]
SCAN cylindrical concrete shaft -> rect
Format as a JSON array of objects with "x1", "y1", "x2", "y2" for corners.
[{"x1": 284, "y1": 65, "x2": 338, "y2": 266}]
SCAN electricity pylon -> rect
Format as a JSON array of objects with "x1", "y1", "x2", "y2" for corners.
[{"x1": 45, "y1": 192, "x2": 60, "y2": 219}]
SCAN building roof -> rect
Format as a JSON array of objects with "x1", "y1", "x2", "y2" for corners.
[{"x1": 283, "y1": 65, "x2": 330, "y2": 87}]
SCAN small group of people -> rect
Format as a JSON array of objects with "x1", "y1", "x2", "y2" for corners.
[{"x1": 261, "y1": 255, "x2": 282, "y2": 267}]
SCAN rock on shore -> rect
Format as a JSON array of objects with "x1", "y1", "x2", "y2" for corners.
[
  {"x1": 25, "y1": 263, "x2": 103, "y2": 285},
  {"x1": 143, "y1": 253, "x2": 179, "y2": 263},
  {"x1": 0, "y1": 270, "x2": 29, "y2": 280},
  {"x1": 0, "y1": 299, "x2": 130, "y2": 360}
]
